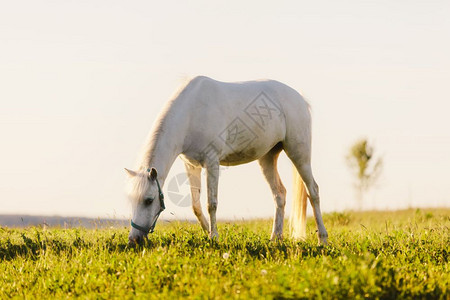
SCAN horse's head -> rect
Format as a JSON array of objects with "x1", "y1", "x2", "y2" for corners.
[{"x1": 125, "y1": 167, "x2": 165, "y2": 246}]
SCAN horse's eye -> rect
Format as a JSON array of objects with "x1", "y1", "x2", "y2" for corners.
[{"x1": 144, "y1": 198, "x2": 154, "y2": 206}]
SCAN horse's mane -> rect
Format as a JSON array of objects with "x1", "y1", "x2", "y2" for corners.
[{"x1": 137, "y1": 77, "x2": 198, "y2": 169}]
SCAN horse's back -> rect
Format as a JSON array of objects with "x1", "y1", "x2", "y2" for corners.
[
  {"x1": 183, "y1": 76, "x2": 307, "y2": 114},
  {"x1": 188, "y1": 76, "x2": 311, "y2": 126}
]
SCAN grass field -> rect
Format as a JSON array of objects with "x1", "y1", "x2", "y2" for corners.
[{"x1": 1, "y1": 208, "x2": 448, "y2": 299}]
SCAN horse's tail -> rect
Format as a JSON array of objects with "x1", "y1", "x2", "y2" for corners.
[{"x1": 289, "y1": 167, "x2": 307, "y2": 239}]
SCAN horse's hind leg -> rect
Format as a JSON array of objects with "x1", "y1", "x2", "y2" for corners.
[
  {"x1": 284, "y1": 143, "x2": 328, "y2": 244},
  {"x1": 185, "y1": 163, "x2": 209, "y2": 232},
  {"x1": 259, "y1": 144, "x2": 286, "y2": 240}
]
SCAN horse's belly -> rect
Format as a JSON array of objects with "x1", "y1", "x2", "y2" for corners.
[
  {"x1": 182, "y1": 128, "x2": 283, "y2": 167},
  {"x1": 219, "y1": 148, "x2": 260, "y2": 166},
  {"x1": 218, "y1": 125, "x2": 283, "y2": 166}
]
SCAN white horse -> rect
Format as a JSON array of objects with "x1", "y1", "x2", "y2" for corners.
[{"x1": 125, "y1": 76, "x2": 328, "y2": 245}]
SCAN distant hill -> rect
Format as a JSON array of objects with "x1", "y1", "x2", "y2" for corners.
[{"x1": 0, "y1": 214, "x2": 128, "y2": 228}]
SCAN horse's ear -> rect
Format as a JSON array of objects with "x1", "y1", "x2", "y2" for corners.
[
  {"x1": 149, "y1": 168, "x2": 158, "y2": 181},
  {"x1": 124, "y1": 168, "x2": 138, "y2": 177}
]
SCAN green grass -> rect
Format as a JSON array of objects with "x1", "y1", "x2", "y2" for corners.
[{"x1": 1, "y1": 208, "x2": 448, "y2": 299}]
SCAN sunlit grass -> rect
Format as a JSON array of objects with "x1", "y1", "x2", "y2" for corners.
[{"x1": 0, "y1": 208, "x2": 448, "y2": 299}]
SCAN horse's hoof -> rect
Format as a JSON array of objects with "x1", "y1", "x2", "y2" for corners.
[
  {"x1": 270, "y1": 233, "x2": 283, "y2": 241},
  {"x1": 318, "y1": 231, "x2": 328, "y2": 245},
  {"x1": 209, "y1": 232, "x2": 219, "y2": 240}
]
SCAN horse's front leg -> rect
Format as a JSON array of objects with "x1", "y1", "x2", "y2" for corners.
[
  {"x1": 184, "y1": 163, "x2": 209, "y2": 232},
  {"x1": 206, "y1": 162, "x2": 220, "y2": 239}
]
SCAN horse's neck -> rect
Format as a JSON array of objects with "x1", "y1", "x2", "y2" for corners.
[{"x1": 139, "y1": 111, "x2": 185, "y2": 185}]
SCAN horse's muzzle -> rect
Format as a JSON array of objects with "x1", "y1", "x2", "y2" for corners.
[{"x1": 128, "y1": 231, "x2": 147, "y2": 246}]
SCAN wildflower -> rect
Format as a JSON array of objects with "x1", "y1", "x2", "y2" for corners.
[{"x1": 223, "y1": 252, "x2": 230, "y2": 259}]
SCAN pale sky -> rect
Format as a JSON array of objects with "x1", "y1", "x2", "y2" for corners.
[{"x1": 1, "y1": 0, "x2": 449, "y2": 220}]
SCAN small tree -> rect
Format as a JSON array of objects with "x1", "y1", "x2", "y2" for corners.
[{"x1": 346, "y1": 138, "x2": 383, "y2": 210}]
